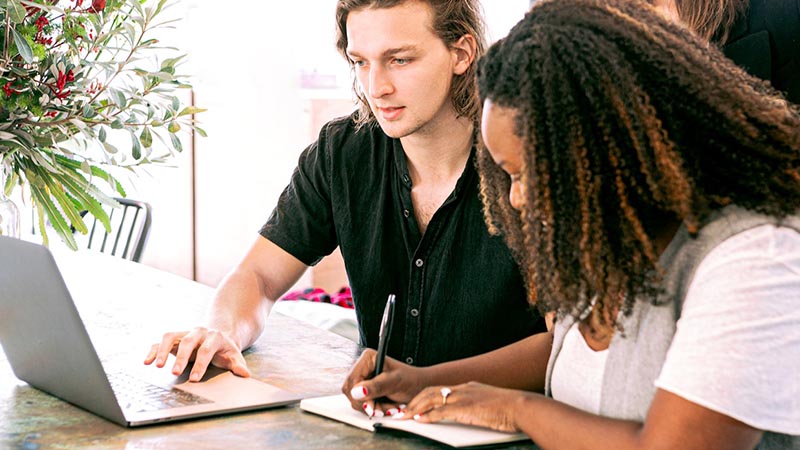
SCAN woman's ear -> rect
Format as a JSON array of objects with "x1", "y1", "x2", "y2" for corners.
[{"x1": 452, "y1": 34, "x2": 477, "y2": 76}]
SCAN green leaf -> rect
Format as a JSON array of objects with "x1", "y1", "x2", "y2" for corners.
[
  {"x1": 30, "y1": 184, "x2": 78, "y2": 250},
  {"x1": 99, "y1": 127, "x2": 107, "y2": 142},
  {"x1": 167, "y1": 121, "x2": 180, "y2": 133},
  {"x1": 43, "y1": 160, "x2": 115, "y2": 204},
  {"x1": 50, "y1": 172, "x2": 114, "y2": 234},
  {"x1": 153, "y1": 71, "x2": 174, "y2": 81},
  {"x1": 155, "y1": 0, "x2": 169, "y2": 15},
  {"x1": 169, "y1": 133, "x2": 183, "y2": 152},
  {"x1": 2, "y1": 170, "x2": 17, "y2": 197},
  {"x1": 33, "y1": 201, "x2": 49, "y2": 247},
  {"x1": 5, "y1": 0, "x2": 27, "y2": 23},
  {"x1": 11, "y1": 29, "x2": 34, "y2": 63},
  {"x1": 82, "y1": 105, "x2": 97, "y2": 118},
  {"x1": 160, "y1": 55, "x2": 185, "y2": 70},
  {"x1": 178, "y1": 106, "x2": 206, "y2": 117},
  {"x1": 103, "y1": 141, "x2": 119, "y2": 154},
  {"x1": 131, "y1": 133, "x2": 142, "y2": 159},
  {"x1": 47, "y1": 177, "x2": 89, "y2": 234},
  {"x1": 171, "y1": 96, "x2": 180, "y2": 111},
  {"x1": 108, "y1": 88, "x2": 128, "y2": 108},
  {"x1": 110, "y1": 119, "x2": 124, "y2": 129},
  {"x1": 195, "y1": 126, "x2": 208, "y2": 138},
  {"x1": 139, "y1": 127, "x2": 152, "y2": 148}
]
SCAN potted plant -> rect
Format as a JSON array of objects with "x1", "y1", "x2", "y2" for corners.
[{"x1": 0, "y1": 0, "x2": 204, "y2": 248}]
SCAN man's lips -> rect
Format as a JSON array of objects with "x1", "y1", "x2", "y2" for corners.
[{"x1": 377, "y1": 106, "x2": 405, "y2": 120}]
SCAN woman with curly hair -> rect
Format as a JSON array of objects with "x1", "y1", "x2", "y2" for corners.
[{"x1": 342, "y1": 0, "x2": 800, "y2": 447}]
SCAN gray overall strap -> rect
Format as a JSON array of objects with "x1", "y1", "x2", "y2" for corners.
[{"x1": 543, "y1": 205, "x2": 800, "y2": 448}]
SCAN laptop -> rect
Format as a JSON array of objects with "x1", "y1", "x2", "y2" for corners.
[{"x1": 0, "y1": 236, "x2": 302, "y2": 427}]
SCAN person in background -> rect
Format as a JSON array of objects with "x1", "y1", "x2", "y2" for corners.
[
  {"x1": 342, "y1": 0, "x2": 800, "y2": 448},
  {"x1": 653, "y1": 0, "x2": 799, "y2": 103},
  {"x1": 144, "y1": 0, "x2": 545, "y2": 391}
]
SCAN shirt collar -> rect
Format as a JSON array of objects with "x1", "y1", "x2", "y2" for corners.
[{"x1": 391, "y1": 138, "x2": 477, "y2": 199}]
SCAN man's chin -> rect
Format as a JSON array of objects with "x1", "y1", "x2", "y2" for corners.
[{"x1": 376, "y1": 120, "x2": 416, "y2": 139}]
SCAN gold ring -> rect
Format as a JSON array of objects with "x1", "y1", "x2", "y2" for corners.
[{"x1": 440, "y1": 387, "x2": 452, "y2": 406}]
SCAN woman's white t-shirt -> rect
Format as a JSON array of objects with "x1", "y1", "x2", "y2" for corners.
[{"x1": 551, "y1": 224, "x2": 800, "y2": 434}]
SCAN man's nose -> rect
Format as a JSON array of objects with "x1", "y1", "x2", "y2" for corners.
[{"x1": 368, "y1": 66, "x2": 393, "y2": 98}]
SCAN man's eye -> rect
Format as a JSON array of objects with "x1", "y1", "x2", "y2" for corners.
[
  {"x1": 352, "y1": 60, "x2": 366, "y2": 67},
  {"x1": 394, "y1": 58, "x2": 410, "y2": 65}
]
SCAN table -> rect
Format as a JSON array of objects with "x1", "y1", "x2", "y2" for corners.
[{"x1": 0, "y1": 250, "x2": 538, "y2": 449}]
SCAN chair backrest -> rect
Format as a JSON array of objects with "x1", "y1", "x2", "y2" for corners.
[{"x1": 81, "y1": 198, "x2": 152, "y2": 262}]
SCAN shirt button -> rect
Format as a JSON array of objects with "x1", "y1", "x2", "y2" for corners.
[
  {"x1": 403, "y1": 209, "x2": 410, "y2": 218},
  {"x1": 415, "y1": 259, "x2": 424, "y2": 268},
  {"x1": 405, "y1": 357, "x2": 414, "y2": 365},
  {"x1": 402, "y1": 174, "x2": 410, "y2": 183},
  {"x1": 410, "y1": 308, "x2": 419, "y2": 317}
]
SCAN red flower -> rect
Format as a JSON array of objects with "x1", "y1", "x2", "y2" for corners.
[
  {"x1": 52, "y1": 70, "x2": 75, "y2": 100},
  {"x1": 34, "y1": 15, "x2": 52, "y2": 45},
  {"x1": 35, "y1": 15, "x2": 49, "y2": 31},
  {"x1": 90, "y1": 0, "x2": 105, "y2": 12},
  {"x1": 3, "y1": 81, "x2": 19, "y2": 98}
]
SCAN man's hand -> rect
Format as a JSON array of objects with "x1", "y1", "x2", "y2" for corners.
[
  {"x1": 144, "y1": 327, "x2": 251, "y2": 382},
  {"x1": 341, "y1": 348, "x2": 428, "y2": 417}
]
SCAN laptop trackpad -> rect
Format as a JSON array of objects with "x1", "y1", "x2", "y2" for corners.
[{"x1": 171, "y1": 366, "x2": 298, "y2": 406}]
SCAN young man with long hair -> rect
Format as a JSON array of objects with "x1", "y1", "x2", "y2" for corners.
[{"x1": 145, "y1": 0, "x2": 545, "y2": 386}]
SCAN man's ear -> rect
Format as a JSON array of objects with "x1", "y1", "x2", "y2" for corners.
[{"x1": 452, "y1": 34, "x2": 477, "y2": 75}]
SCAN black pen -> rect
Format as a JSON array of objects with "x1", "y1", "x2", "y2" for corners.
[{"x1": 373, "y1": 294, "x2": 396, "y2": 378}]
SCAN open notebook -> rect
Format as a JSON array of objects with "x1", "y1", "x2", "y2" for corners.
[{"x1": 300, "y1": 394, "x2": 530, "y2": 448}]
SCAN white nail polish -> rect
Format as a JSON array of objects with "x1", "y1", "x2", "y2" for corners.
[
  {"x1": 373, "y1": 410, "x2": 384, "y2": 418},
  {"x1": 364, "y1": 403, "x2": 374, "y2": 418},
  {"x1": 350, "y1": 386, "x2": 367, "y2": 400},
  {"x1": 392, "y1": 412, "x2": 405, "y2": 420},
  {"x1": 413, "y1": 414, "x2": 422, "y2": 420},
  {"x1": 385, "y1": 408, "x2": 398, "y2": 416}
]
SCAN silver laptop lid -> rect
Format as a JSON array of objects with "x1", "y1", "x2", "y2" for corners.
[{"x1": 0, "y1": 236, "x2": 127, "y2": 425}]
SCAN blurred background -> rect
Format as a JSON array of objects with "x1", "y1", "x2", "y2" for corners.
[{"x1": 23, "y1": 0, "x2": 532, "y2": 290}]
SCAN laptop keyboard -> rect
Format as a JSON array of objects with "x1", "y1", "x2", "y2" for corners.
[{"x1": 109, "y1": 372, "x2": 213, "y2": 413}]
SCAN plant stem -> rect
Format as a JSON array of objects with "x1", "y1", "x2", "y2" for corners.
[{"x1": 4, "y1": 11, "x2": 11, "y2": 62}]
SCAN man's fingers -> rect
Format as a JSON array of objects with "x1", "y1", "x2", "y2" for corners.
[
  {"x1": 187, "y1": 336, "x2": 218, "y2": 381},
  {"x1": 172, "y1": 329, "x2": 206, "y2": 375},
  {"x1": 143, "y1": 343, "x2": 158, "y2": 365},
  {"x1": 229, "y1": 358, "x2": 251, "y2": 378},
  {"x1": 146, "y1": 328, "x2": 250, "y2": 382},
  {"x1": 153, "y1": 332, "x2": 185, "y2": 368}
]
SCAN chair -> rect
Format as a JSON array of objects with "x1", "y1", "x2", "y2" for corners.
[{"x1": 82, "y1": 198, "x2": 152, "y2": 262}]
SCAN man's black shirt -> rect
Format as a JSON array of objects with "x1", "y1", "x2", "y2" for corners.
[
  {"x1": 723, "y1": 0, "x2": 799, "y2": 104},
  {"x1": 261, "y1": 113, "x2": 545, "y2": 366}
]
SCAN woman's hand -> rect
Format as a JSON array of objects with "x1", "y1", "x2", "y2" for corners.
[
  {"x1": 402, "y1": 382, "x2": 529, "y2": 433},
  {"x1": 342, "y1": 348, "x2": 430, "y2": 417}
]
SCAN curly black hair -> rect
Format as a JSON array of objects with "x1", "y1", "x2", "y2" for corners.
[{"x1": 476, "y1": 0, "x2": 800, "y2": 322}]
